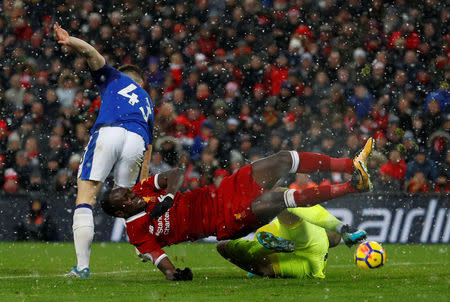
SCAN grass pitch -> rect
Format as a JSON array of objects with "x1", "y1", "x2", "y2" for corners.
[{"x1": 0, "y1": 242, "x2": 448, "y2": 302}]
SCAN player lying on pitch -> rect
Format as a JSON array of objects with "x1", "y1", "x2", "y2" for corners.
[
  {"x1": 100, "y1": 138, "x2": 374, "y2": 281},
  {"x1": 217, "y1": 204, "x2": 367, "y2": 279}
]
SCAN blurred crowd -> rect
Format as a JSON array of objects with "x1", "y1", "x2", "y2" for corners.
[{"x1": 0, "y1": 0, "x2": 449, "y2": 198}]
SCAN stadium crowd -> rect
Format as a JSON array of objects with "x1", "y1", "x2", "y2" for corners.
[{"x1": 0, "y1": 0, "x2": 449, "y2": 198}]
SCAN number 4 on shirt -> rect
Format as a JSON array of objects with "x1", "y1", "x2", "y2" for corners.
[{"x1": 118, "y1": 84, "x2": 152, "y2": 122}]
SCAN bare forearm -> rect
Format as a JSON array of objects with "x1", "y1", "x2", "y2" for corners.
[
  {"x1": 157, "y1": 257, "x2": 193, "y2": 281},
  {"x1": 149, "y1": 168, "x2": 185, "y2": 220},
  {"x1": 157, "y1": 257, "x2": 177, "y2": 280},
  {"x1": 66, "y1": 37, "x2": 105, "y2": 71},
  {"x1": 139, "y1": 145, "x2": 152, "y2": 181},
  {"x1": 165, "y1": 168, "x2": 185, "y2": 196}
]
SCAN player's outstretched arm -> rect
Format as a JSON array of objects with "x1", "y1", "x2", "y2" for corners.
[
  {"x1": 157, "y1": 256, "x2": 193, "y2": 281},
  {"x1": 54, "y1": 22, "x2": 105, "y2": 71}
]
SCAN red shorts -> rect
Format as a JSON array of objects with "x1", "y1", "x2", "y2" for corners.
[{"x1": 215, "y1": 164, "x2": 265, "y2": 240}]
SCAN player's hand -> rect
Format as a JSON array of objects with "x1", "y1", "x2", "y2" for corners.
[
  {"x1": 149, "y1": 194, "x2": 174, "y2": 220},
  {"x1": 172, "y1": 267, "x2": 193, "y2": 281},
  {"x1": 54, "y1": 22, "x2": 70, "y2": 45}
]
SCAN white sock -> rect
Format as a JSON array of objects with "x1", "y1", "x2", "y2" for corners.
[
  {"x1": 110, "y1": 218, "x2": 125, "y2": 242},
  {"x1": 289, "y1": 151, "x2": 299, "y2": 173},
  {"x1": 73, "y1": 207, "x2": 94, "y2": 270}
]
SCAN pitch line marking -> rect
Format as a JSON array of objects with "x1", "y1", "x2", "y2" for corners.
[{"x1": 0, "y1": 262, "x2": 444, "y2": 280}]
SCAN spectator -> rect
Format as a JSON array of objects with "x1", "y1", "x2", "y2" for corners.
[
  {"x1": 348, "y1": 84, "x2": 375, "y2": 118},
  {"x1": 405, "y1": 148, "x2": 438, "y2": 184},
  {"x1": 405, "y1": 171, "x2": 431, "y2": 193},
  {"x1": 172, "y1": 88, "x2": 188, "y2": 115},
  {"x1": 146, "y1": 57, "x2": 164, "y2": 88},
  {"x1": 424, "y1": 99, "x2": 443, "y2": 136},
  {"x1": 212, "y1": 168, "x2": 230, "y2": 188},
  {"x1": 380, "y1": 150, "x2": 407, "y2": 183},
  {"x1": 191, "y1": 120, "x2": 213, "y2": 161},
  {"x1": 435, "y1": 171, "x2": 450, "y2": 194},
  {"x1": 3, "y1": 168, "x2": 19, "y2": 194},
  {"x1": 289, "y1": 173, "x2": 317, "y2": 191},
  {"x1": 264, "y1": 52, "x2": 289, "y2": 96},
  {"x1": 220, "y1": 118, "x2": 240, "y2": 156},
  {"x1": 15, "y1": 198, "x2": 57, "y2": 241},
  {"x1": 426, "y1": 84, "x2": 449, "y2": 114},
  {"x1": 0, "y1": 0, "x2": 447, "y2": 199},
  {"x1": 13, "y1": 151, "x2": 32, "y2": 191},
  {"x1": 55, "y1": 72, "x2": 79, "y2": 109},
  {"x1": 149, "y1": 150, "x2": 171, "y2": 175},
  {"x1": 209, "y1": 99, "x2": 229, "y2": 136},
  {"x1": 5, "y1": 74, "x2": 25, "y2": 109},
  {"x1": 195, "y1": 147, "x2": 219, "y2": 186}
]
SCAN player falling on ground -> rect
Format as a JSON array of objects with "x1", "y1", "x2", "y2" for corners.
[
  {"x1": 100, "y1": 138, "x2": 374, "y2": 281},
  {"x1": 217, "y1": 204, "x2": 367, "y2": 279},
  {"x1": 53, "y1": 23, "x2": 159, "y2": 278}
]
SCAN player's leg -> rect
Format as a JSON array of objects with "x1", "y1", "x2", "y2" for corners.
[
  {"x1": 217, "y1": 240, "x2": 276, "y2": 277},
  {"x1": 66, "y1": 127, "x2": 122, "y2": 278},
  {"x1": 250, "y1": 151, "x2": 353, "y2": 190},
  {"x1": 256, "y1": 232, "x2": 295, "y2": 253},
  {"x1": 107, "y1": 131, "x2": 145, "y2": 247},
  {"x1": 326, "y1": 230, "x2": 342, "y2": 248},
  {"x1": 113, "y1": 130, "x2": 146, "y2": 188},
  {"x1": 250, "y1": 171, "x2": 363, "y2": 224},
  {"x1": 289, "y1": 206, "x2": 367, "y2": 247},
  {"x1": 217, "y1": 240, "x2": 316, "y2": 279},
  {"x1": 251, "y1": 137, "x2": 374, "y2": 190},
  {"x1": 66, "y1": 178, "x2": 102, "y2": 278}
]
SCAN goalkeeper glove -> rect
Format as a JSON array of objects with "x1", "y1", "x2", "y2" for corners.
[
  {"x1": 173, "y1": 267, "x2": 193, "y2": 281},
  {"x1": 150, "y1": 193, "x2": 174, "y2": 220}
]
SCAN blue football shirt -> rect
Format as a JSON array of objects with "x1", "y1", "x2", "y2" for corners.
[{"x1": 90, "y1": 62, "x2": 154, "y2": 146}]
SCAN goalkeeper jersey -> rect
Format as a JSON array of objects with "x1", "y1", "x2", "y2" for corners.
[{"x1": 255, "y1": 208, "x2": 330, "y2": 279}]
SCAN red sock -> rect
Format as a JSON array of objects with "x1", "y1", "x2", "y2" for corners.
[
  {"x1": 330, "y1": 158, "x2": 354, "y2": 174},
  {"x1": 297, "y1": 152, "x2": 353, "y2": 174},
  {"x1": 292, "y1": 182, "x2": 356, "y2": 207}
]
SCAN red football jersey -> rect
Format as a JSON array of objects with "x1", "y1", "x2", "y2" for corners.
[
  {"x1": 126, "y1": 174, "x2": 218, "y2": 265},
  {"x1": 126, "y1": 165, "x2": 265, "y2": 266}
]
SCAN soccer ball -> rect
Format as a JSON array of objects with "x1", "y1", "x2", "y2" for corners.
[{"x1": 354, "y1": 241, "x2": 386, "y2": 269}]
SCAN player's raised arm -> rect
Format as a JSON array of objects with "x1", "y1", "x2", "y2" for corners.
[
  {"x1": 156, "y1": 168, "x2": 185, "y2": 194},
  {"x1": 54, "y1": 22, "x2": 105, "y2": 71},
  {"x1": 149, "y1": 168, "x2": 185, "y2": 220}
]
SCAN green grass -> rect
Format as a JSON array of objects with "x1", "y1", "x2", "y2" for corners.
[{"x1": 0, "y1": 242, "x2": 448, "y2": 302}]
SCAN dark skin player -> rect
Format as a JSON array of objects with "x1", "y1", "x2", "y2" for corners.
[{"x1": 102, "y1": 148, "x2": 371, "y2": 280}]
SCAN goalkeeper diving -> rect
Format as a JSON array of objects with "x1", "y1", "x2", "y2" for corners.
[{"x1": 217, "y1": 204, "x2": 367, "y2": 279}]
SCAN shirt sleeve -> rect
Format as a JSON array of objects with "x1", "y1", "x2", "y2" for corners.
[
  {"x1": 134, "y1": 240, "x2": 167, "y2": 266},
  {"x1": 90, "y1": 61, "x2": 121, "y2": 94},
  {"x1": 133, "y1": 174, "x2": 163, "y2": 195},
  {"x1": 126, "y1": 216, "x2": 167, "y2": 266}
]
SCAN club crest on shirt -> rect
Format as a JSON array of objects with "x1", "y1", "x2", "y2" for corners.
[
  {"x1": 234, "y1": 210, "x2": 247, "y2": 221},
  {"x1": 143, "y1": 196, "x2": 157, "y2": 203}
]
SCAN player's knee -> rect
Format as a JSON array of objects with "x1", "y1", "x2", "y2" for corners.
[
  {"x1": 216, "y1": 241, "x2": 230, "y2": 257},
  {"x1": 273, "y1": 150, "x2": 293, "y2": 170},
  {"x1": 76, "y1": 179, "x2": 102, "y2": 206},
  {"x1": 327, "y1": 231, "x2": 342, "y2": 248},
  {"x1": 251, "y1": 191, "x2": 284, "y2": 218},
  {"x1": 257, "y1": 264, "x2": 276, "y2": 278}
]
